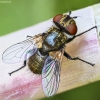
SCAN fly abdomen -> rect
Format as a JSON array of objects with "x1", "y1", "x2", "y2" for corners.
[{"x1": 28, "y1": 49, "x2": 48, "y2": 74}]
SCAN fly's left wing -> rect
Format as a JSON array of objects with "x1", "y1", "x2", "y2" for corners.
[
  {"x1": 42, "y1": 49, "x2": 64, "y2": 97},
  {"x1": 2, "y1": 34, "x2": 43, "y2": 63}
]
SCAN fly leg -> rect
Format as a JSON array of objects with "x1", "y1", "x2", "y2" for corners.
[
  {"x1": 66, "y1": 26, "x2": 97, "y2": 43},
  {"x1": 8, "y1": 60, "x2": 26, "y2": 76},
  {"x1": 64, "y1": 51, "x2": 95, "y2": 66},
  {"x1": 26, "y1": 33, "x2": 46, "y2": 38},
  {"x1": 74, "y1": 26, "x2": 97, "y2": 37},
  {"x1": 9, "y1": 49, "x2": 36, "y2": 76},
  {"x1": 26, "y1": 35, "x2": 33, "y2": 38}
]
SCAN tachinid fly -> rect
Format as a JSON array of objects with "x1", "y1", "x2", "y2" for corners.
[{"x1": 2, "y1": 11, "x2": 96, "y2": 97}]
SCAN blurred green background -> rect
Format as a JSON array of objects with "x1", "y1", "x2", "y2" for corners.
[{"x1": 0, "y1": 0, "x2": 100, "y2": 100}]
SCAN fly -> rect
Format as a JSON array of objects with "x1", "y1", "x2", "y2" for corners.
[{"x1": 2, "y1": 11, "x2": 97, "y2": 97}]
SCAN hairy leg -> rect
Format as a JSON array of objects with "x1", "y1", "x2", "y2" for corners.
[
  {"x1": 64, "y1": 51, "x2": 94, "y2": 66},
  {"x1": 66, "y1": 26, "x2": 97, "y2": 43},
  {"x1": 9, "y1": 49, "x2": 36, "y2": 76}
]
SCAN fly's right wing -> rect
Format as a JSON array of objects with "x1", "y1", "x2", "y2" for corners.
[
  {"x1": 42, "y1": 49, "x2": 64, "y2": 97},
  {"x1": 2, "y1": 34, "x2": 43, "y2": 64}
]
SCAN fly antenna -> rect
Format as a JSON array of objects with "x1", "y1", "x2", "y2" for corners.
[
  {"x1": 73, "y1": 16, "x2": 78, "y2": 19},
  {"x1": 69, "y1": 11, "x2": 72, "y2": 16},
  {"x1": 73, "y1": 16, "x2": 82, "y2": 19},
  {"x1": 66, "y1": 5, "x2": 72, "y2": 16}
]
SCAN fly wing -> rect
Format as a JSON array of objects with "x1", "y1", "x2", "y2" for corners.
[
  {"x1": 42, "y1": 49, "x2": 64, "y2": 96},
  {"x1": 2, "y1": 34, "x2": 43, "y2": 63}
]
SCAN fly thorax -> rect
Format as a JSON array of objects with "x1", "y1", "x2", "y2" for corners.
[{"x1": 42, "y1": 27, "x2": 67, "y2": 53}]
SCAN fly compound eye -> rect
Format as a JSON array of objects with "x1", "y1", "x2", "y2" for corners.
[
  {"x1": 53, "y1": 14, "x2": 77, "y2": 35},
  {"x1": 53, "y1": 14, "x2": 63, "y2": 23},
  {"x1": 65, "y1": 23, "x2": 77, "y2": 35}
]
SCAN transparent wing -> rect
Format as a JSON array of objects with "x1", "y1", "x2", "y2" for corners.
[
  {"x1": 2, "y1": 34, "x2": 43, "y2": 63},
  {"x1": 42, "y1": 49, "x2": 64, "y2": 97}
]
